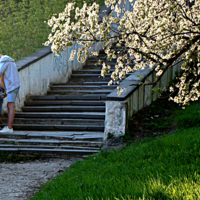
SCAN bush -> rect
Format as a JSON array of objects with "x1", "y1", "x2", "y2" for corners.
[{"x1": 0, "y1": 0, "x2": 104, "y2": 61}]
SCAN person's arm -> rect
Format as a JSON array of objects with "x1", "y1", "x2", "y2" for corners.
[
  {"x1": 0, "y1": 74, "x2": 5, "y2": 89},
  {"x1": 0, "y1": 61, "x2": 7, "y2": 77}
]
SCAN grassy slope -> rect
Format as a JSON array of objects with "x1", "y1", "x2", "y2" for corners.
[{"x1": 31, "y1": 101, "x2": 200, "y2": 200}]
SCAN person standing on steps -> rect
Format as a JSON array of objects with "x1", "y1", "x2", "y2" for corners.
[{"x1": 0, "y1": 53, "x2": 20, "y2": 133}]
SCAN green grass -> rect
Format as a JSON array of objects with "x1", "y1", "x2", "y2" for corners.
[
  {"x1": 175, "y1": 103, "x2": 200, "y2": 129},
  {"x1": 31, "y1": 101, "x2": 200, "y2": 200}
]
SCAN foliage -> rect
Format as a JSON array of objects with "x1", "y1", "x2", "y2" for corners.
[
  {"x1": 107, "y1": 132, "x2": 115, "y2": 139},
  {"x1": 0, "y1": 151, "x2": 41, "y2": 162},
  {"x1": 45, "y1": 0, "x2": 200, "y2": 105},
  {"x1": 0, "y1": 0, "x2": 104, "y2": 61}
]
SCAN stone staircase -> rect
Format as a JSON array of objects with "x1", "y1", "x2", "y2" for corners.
[{"x1": 0, "y1": 47, "x2": 131, "y2": 157}]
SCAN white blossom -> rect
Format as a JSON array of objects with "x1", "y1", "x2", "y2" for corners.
[{"x1": 44, "y1": 0, "x2": 200, "y2": 105}]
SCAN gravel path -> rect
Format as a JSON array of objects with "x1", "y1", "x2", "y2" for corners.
[{"x1": 0, "y1": 158, "x2": 80, "y2": 200}]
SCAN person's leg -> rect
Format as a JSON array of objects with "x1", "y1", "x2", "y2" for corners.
[
  {"x1": 0, "y1": 87, "x2": 20, "y2": 133},
  {"x1": 0, "y1": 87, "x2": 4, "y2": 130},
  {"x1": 0, "y1": 99, "x2": 3, "y2": 115},
  {"x1": 7, "y1": 87, "x2": 20, "y2": 130},
  {"x1": 0, "y1": 99, "x2": 3, "y2": 130},
  {"x1": 7, "y1": 102, "x2": 15, "y2": 129}
]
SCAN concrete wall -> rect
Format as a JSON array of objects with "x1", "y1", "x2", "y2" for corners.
[
  {"x1": 105, "y1": 62, "x2": 182, "y2": 138},
  {"x1": 104, "y1": 101, "x2": 127, "y2": 138}
]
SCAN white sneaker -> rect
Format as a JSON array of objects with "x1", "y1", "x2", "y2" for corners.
[{"x1": 0, "y1": 126, "x2": 13, "y2": 133}]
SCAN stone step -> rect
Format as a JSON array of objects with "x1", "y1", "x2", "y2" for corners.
[
  {"x1": 72, "y1": 71, "x2": 132, "y2": 76},
  {"x1": 86, "y1": 57, "x2": 115, "y2": 62},
  {"x1": 53, "y1": 82, "x2": 111, "y2": 85},
  {"x1": 0, "y1": 134, "x2": 103, "y2": 152},
  {"x1": 83, "y1": 62, "x2": 133, "y2": 68},
  {"x1": 86, "y1": 58, "x2": 106, "y2": 62},
  {"x1": 87, "y1": 53, "x2": 106, "y2": 57},
  {"x1": 71, "y1": 73, "x2": 112, "y2": 78},
  {"x1": 0, "y1": 124, "x2": 105, "y2": 131},
  {"x1": 86, "y1": 58, "x2": 117, "y2": 62},
  {"x1": 50, "y1": 85, "x2": 116, "y2": 90},
  {"x1": 30, "y1": 94, "x2": 107, "y2": 100},
  {"x1": 47, "y1": 90, "x2": 112, "y2": 95},
  {"x1": 99, "y1": 49, "x2": 128, "y2": 53},
  {"x1": 14, "y1": 112, "x2": 105, "y2": 119},
  {"x1": 24, "y1": 100, "x2": 106, "y2": 106},
  {"x1": 0, "y1": 138, "x2": 102, "y2": 146},
  {"x1": 2, "y1": 118, "x2": 104, "y2": 125},
  {"x1": 69, "y1": 76, "x2": 111, "y2": 82},
  {"x1": 82, "y1": 64, "x2": 116, "y2": 70},
  {"x1": 22, "y1": 106, "x2": 105, "y2": 112},
  {"x1": 84, "y1": 64, "x2": 115, "y2": 69},
  {"x1": 0, "y1": 131, "x2": 104, "y2": 143},
  {"x1": 68, "y1": 75, "x2": 125, "y2": 83},
  {"x1": 0, "y1": 148, "x2": 99, "y2": 157},
  {"x1": 0, "y1": 144, "x2": 100, "y2": 150}
]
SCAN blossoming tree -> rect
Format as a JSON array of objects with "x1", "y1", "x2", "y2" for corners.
[{"x1": 44, "y1": 0, "x2": 200, "y2": 105}]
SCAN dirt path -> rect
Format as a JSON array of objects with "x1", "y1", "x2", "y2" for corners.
[{"x1": 0, "y1": 158, "x2": 80, "y2": 200}]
